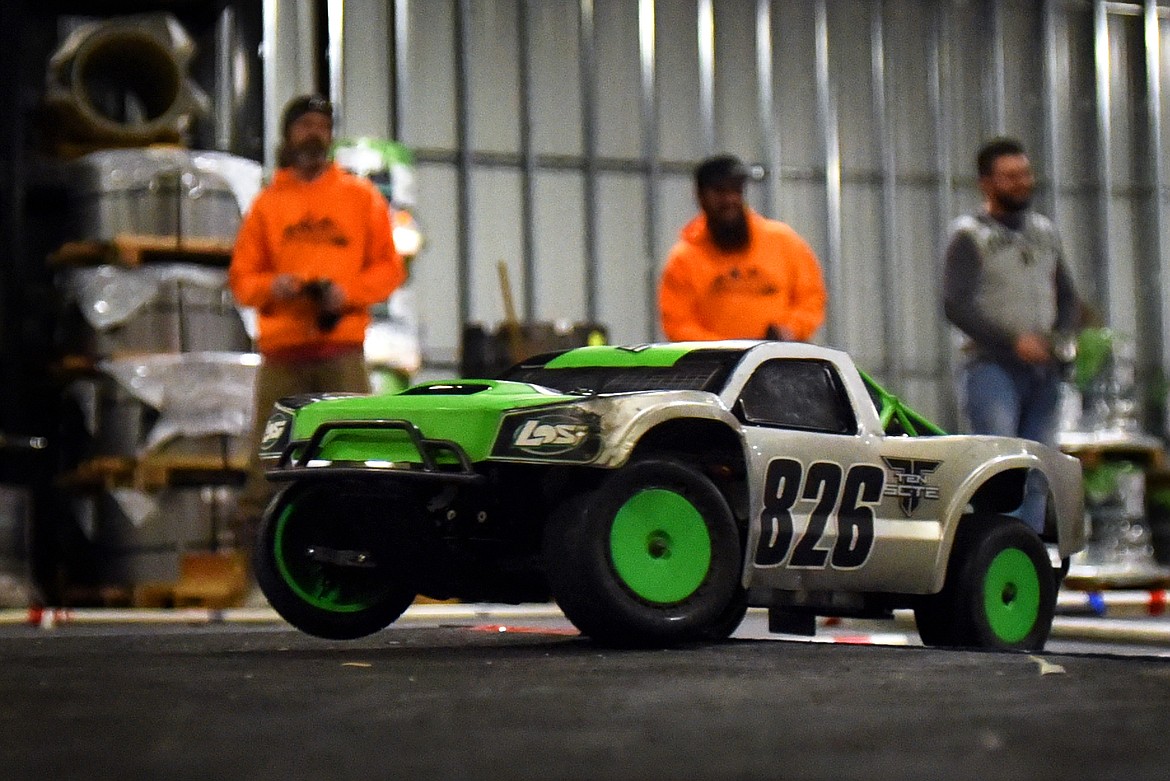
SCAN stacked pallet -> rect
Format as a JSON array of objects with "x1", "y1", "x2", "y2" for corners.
[{"x1": 52, "y1": 147, "x2": 262, "y2": 607}]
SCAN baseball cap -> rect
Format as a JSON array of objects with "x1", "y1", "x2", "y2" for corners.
[
  {"x1": 694, "y1": 154, "x2": 749, "y2": 190},
  {"x1": 281, "y1": 94, "x2": 334, "y2": 138}
]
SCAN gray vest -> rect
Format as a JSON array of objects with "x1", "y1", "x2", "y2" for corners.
[{"x1": 949, "y1": 212, "x2": 1062, "y2": 342}]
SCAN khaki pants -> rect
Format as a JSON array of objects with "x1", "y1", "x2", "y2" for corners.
[{"x1": 234, "y1": 349, "x2": 371, "y2": 556}]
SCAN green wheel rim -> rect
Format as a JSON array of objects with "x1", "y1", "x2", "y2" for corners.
[
  {"x1": 609, "y1": 488, "x2": 712, "y2": 604},
  {"x1": 982, "y1": 548, "x2": 1041, "y2": 643},
  {"x1": 273, "y1": 498, "x2": 385, "y2": 613}
]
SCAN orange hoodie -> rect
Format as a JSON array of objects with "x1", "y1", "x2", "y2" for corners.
[
  {"x1": 229, "y1": 163, "x2": 406, "y2": 358},
  {"x1": 659, "y1": 209, "x2": 826, "y2": 342}
]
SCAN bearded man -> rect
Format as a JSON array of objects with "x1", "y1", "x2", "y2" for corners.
[
  {"x1": 658, "y1": 154, "x2": 826, "y2": 342},
  {"x1": 943, "y1": 136, "x2": 1081, "y2": 532},
  {"x1": 229, "y1": 94, "x2": 405, "y2": 558}
]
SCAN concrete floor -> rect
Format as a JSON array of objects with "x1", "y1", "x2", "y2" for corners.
[{"x1": 0, "y1": 607, "x2": 1168, "y2": 780}]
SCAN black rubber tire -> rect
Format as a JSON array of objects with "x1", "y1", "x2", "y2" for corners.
[
  {"x1": 701, "y1": 588, "x2": 749, "y2": 641},
  {"x1": 914, "y1": 515, "x2": 1056, "y2": 651},
  {"x1": 543, "y1": 458, "x2": 742, "y2": 646},
  {"x1": 913, "y1": 594, "x2": 959, "y2": 648},
  {"x1": 255, "y1": 481, "x2": 416, "y2": 640}
]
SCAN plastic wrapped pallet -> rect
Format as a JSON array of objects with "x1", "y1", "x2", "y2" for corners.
[
  {"x1": 99, "y1": 352, "x2": 260, "y2": 457},
  {"x1": 65, "y1": 373, "x2": 157, "y2": 458},
  {"x1": 66, "y1": 147, "x2": 262, "y2": 242},
  {"x1": 60, "y1": 263, "x2": 251, "y2": 356}
]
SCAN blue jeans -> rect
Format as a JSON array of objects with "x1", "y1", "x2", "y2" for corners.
[{"x1": 959, "y1": 358, "x2": 1062, "y2": 533}]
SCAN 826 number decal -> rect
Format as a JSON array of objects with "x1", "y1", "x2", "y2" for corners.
[{"x1": 753, "y1": 458, "x2": 884, "y2": 570}]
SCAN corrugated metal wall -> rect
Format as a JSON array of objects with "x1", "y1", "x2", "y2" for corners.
[{"x1": 282, "y1": 0, "x2": 1170, "y2": 430}]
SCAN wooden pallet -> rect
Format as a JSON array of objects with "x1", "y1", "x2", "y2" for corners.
[
  {"x1": 1065, "y1": 557, "x2": 1170, "y2": 590},
  {"x1": 172, "y1": 551, "x2": 249, "y2": 608},
  {"x1": 1059, "y1": 434, "x2": 1164, "y2": 470},
  {"x1": 131, "y1": 582, "x2": 179, "y2": 608},
  {"x1": 61, "y1": 453, "x2": 248, "y2": 491},
  {"x1": 42, "y1": 137, "x2": 183, "y2": 161},
  {"x1": 1063, "y1": 572, "x2": 1170, "y2": 591},
  {"x1": 120, "y1": 552, "x2": 250, "y2": 609},
  {"x1": 49, "y1": 234, "x2": 234, "y2": 268}
]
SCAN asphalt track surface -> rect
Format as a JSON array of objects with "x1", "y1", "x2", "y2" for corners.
[{"x1": 1, "y1": 609, "x2": 1168, "y2": 781}]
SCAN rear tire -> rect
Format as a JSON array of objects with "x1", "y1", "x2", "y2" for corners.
[
  {"x1": 915, "y1": 515, "x2": 1056, "y2": 651},
  {"x1": 543, "y1": 458, "x2": 742, "y2": 646},
  {"x1": 255, "y1": 481, "x2": 416, "y2": 640}
]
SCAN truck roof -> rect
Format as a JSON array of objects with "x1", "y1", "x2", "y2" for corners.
[{"x1": 503, "y1": 341, "x2": 945, "y2": 436}]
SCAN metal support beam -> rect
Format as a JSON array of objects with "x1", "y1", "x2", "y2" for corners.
[
  {"x1": 930, "y1": 0, "x2": 957, "y2": 423},
  {"x1": 814, "y1": 0, "x2": 843, "y2": 346},
  {"x1": 261, "y1": 0, "x2": 318, "y2": 172},
  {"x1": 639, "y1": 0, "x2": 660, "y2": 340},
  {"x1": 1041, "y1": 0, "x2": 1064, "y2": 222},
  {"x1": 756, "y1": 0, "x2": 779, "y2": 220},
  {"x1": 518, "y1": 0, "x2": 536, "y2": 321},
  {"x1": 697, "y1": 0, "x2": 716, "y2": 155},
  {"x1": 1093, "y1": 0, "x2": 1115, "y2": 318},
  {"x1": 326, "y1": 0, "x2": 344, "y2": 135},
  {"x1": 1145, "y1": 0, "x2": 1169, "y2": 370},
  {"x1": 213, "y1": 6, "x2": 237, "y2": 152},
  {"x1": 333, "y1": 0, "x2": 392, "y2": 139},
  {"x1": 579, "y1": 0, "x2": 600, "y2": 322},
  {"x1": 985, "y1": 0, "x2": 1006, "y2": 134},
  {"x1": 391, "y1": 0, "x2": 411, "y2": 140},
  {"x1": 872, "y1": 0, "x2": 900, "y2": 381},
  {"x1": 1104, "y1": 1, "x2": 1168, "y2": 16},
  {"x1": 454, "y1": 0, "x2": 473, "y2": 326}
]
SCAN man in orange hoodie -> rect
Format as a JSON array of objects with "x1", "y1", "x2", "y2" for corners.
[
  {"x1": 659, "y1": 155, "x2": 826, "y2": 342},
  {"x1": 229, "y1": 94, "x2": 406, "y2": 552}
]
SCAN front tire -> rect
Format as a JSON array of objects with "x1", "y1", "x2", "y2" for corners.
[
  {"x1": 915, "y1": 515, "x2": 1056, "y2": 651},
  {"x1": 543, "y1": 458, "x2": 742, "y2": 646},
  {"x1": 702, "y1": 588, "x2": 749, "y2": 640},
  {"x1": 255, "y1": 481, "x2": 417, "y2": 640}
]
